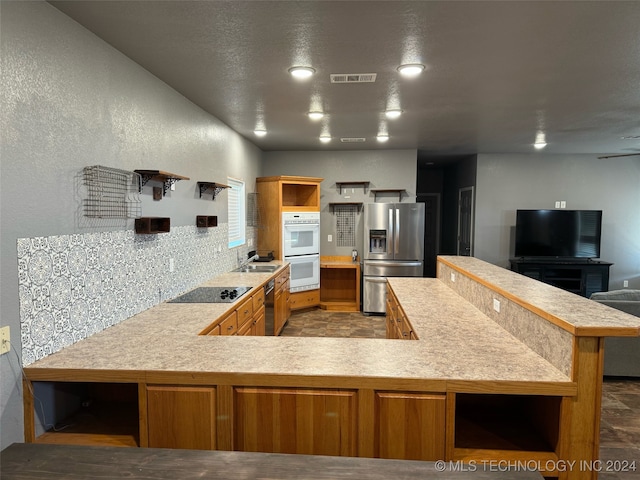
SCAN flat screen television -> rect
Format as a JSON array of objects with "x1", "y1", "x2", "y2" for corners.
[{"x1": 514, "y1": 209, "x2": 602, "y2": 259}]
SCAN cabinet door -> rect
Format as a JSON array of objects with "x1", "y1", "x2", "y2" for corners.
[
  {"x1": 146, "y1": 386, "x2": 216, "y2": 450},
  {"x1": 251, "y1": 305, "x2": 266, "y2": 336},
  {"x1": 375, "y1": 392, "x2": 446, "y2": 461},
  {"x1": 274, "y1": 285, "x2": 289, "y2": 336},
  {"x1": 234, "y1": 387, "x2": 357, "y2": 456}
]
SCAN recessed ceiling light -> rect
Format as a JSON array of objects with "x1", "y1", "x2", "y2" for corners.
[
  {"x1": 534, "y1": 131, "x2": 547, "y2": 149},
  {"x1": 254, "y1": 129, "x2": 267, "y2": 137},
  {"x1": 385, "y1": 109, "x2": 402, "y2": 119},
  {"x1": 376, "y1": 134, "x2": 389, "y2": 143},
  {"x1": 308, "y1": 111, "x2": 324, "y2": 120},
  {"x1": 288, "y1": 66, "x2": 315, "y2": 79},
  {"x1": 319, "y1": 135, "x2": 331, "y2": 143},
  {"x1": 397, "y1": 64, "x2": 425, "y2": 77}
]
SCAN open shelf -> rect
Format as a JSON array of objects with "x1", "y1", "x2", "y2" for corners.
[
  {"x1": 370, "y1": 189, "x2": 406, "y2": 202},
  {"x1": 135, "y1": 217, "x2": 170, "y2": 234},
  {"x1": 197, "y1": 181, "x2": 230, "y2": 200},
  {"x1": 328, "y1": 202, "x2": 363, "y2": 213},
  {"x1": 282, "y1": 183, "x2": 319, "y2": 208},
  {"x1": 335, "y1": 181, "x2": 369, "y2": 194},
  {"x1": 34, "y1": 383, "x2": 139, "y2": 448},
  {"x1": 134, "y1": 170, "x2": 189, "y2": 197},
  {"x1": 196, "y1": 215, "x2": 218, "y2": 228},
  {"x1": 320, "y1": 256, "x2": 360, "y2": 312},
  {"x1": 454, "y1": 393, "x2": 560, "y2": 454}
]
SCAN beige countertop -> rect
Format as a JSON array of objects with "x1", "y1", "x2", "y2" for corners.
[
  {"x1": 439, "y1": 256, "x2": 640, "y2": 336},
  {"x1": 23, "y1": 259, "x2": 578, "y2": 394}
]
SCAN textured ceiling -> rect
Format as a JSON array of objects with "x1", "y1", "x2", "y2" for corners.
[{"x1": 50, "y1": 1, "x2": 640, "y2": 156}]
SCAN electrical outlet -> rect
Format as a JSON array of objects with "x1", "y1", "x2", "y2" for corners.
[
  {"x1": 169, "y1": 258, "x2": 175, "y2": 273},
  {"x1": 555, "y1": 201, "x2": 560, "y2": 208},
  {"x1": 493, "y1": 298, "x2": 501, "y2": 313},
  {"x1": 560, "y1": 201, "x2": 566, "y2": 208},
  {"x1": 328, "y1": 234, "x2": 333, "y2": 242},
  {"x1": 0, "y1": 326, "x2": 10, "y2": 355},
  {"x1": 624, "y1": 280, "x2": 629, "y2": 288},
  {"x1": 450, "y1": 272, "x2": 456, "y2": 282}
]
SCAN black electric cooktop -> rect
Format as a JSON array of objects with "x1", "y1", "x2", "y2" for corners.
[{"x1": 168, "y1": 286, "x2": 252, "y2": 304}]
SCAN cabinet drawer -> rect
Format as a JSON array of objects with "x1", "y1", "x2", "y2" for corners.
[
  {"x1": 252, "y1": 287, "x2": 265, "y2": 311},
  {"x1": 236, "y1": 297, "x2": 254, "y2": 328},
  {"x1": 238, "y1": 318, "x2": 253, "y2": 336},
  {"x1": 289, "y1": 289, "x2": 320, "y2": 310},
  {"x1": 276, "y1": 270, "x2": 289, "y2": 290},
  {"x1": 219, "y1": 310, "x2": 238, "y2": 336},
  {"x1": 207, "y1": 325, "x2": 221, "y2": 336}
]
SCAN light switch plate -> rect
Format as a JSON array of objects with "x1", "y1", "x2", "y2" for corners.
[
  {"x1": 450, "y1": 272, "x2": 456, "y2": 282},
  {"x1": 0, "y1": 326, "x2": 9, "y2": 355}
]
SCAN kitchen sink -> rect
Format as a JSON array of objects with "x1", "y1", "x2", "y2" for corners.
[{"x1": 233, "y1": 264, "x2": 280, "y2": 273}]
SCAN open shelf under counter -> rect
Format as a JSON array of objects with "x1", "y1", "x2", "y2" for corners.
[
  {"x1": 319, "y1": 256, "x2": 360, "y2": 312},
  {"x1": 31, "y1": 382, "x2": 140, "y2": 448}
]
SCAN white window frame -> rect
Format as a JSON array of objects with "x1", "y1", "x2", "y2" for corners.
[{"x1": 227, "y1": 177, "x2": 246, "y2": 248}]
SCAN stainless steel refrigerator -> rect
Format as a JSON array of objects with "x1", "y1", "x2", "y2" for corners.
[{"x1": 363, "y1": 203, "x2": 425, "y2": 314}]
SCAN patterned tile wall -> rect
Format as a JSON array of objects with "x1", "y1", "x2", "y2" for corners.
[{"x1": 17, "y1": 225, "x2": 255, "y2": 366}]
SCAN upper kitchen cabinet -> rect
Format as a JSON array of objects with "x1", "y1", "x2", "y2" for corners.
[
  {"x1": 256, "y1": 176, "x2": 323, "y2": 260},
  {"x1": 257, "y1": 176, "x2": 322, "y2": 212}
]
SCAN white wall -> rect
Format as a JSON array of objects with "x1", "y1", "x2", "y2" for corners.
[
  {"x1": 474, "y1": 154, "x2": 640, "y2": 289},
  {"x1": 0, "y1": 1, "x2": 262, "y2": 448}
]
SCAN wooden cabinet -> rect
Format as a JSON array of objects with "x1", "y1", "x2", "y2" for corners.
[
  {"x1": 319, "y1": 256, "x2": 360, "y2": 312},
  {"x1": 375, "y1": 392, "x2": 446, "y2": 461},
  {"x1": 219, "y1": 309, "x2": 238, "y2": 336},
  {"x1": 386, "y1": 287, "x2": 416, "y2": 340},
  {"x1": 289, "y1": 289, "x2": 320, "y2": 311},
  {"x1": 509, "y1": 259, "x2": 612, "y2": 298},
  {"x1": 251, "y1": 305, "x2": 266, "y2": 336},
  {"x1": 256, "y1": 176, "x2": 323, "y2": 260},
  {"x1": 233, "y1": 387, "x2": 357, "y2": 456},
  {"x1": 274, "y1": 279, "x2": 290, "y2": 336},
  {"x1": 199, "y1": 282, "x2": 271, "y2": 336},
  {"x1": 146, "y1": 386, "x2": 216, "y2": 450},
  {"x1": 236, "y1": 297, "x2": 254, "y2": 330}
]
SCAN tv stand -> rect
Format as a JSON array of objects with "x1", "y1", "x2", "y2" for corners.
[{"x1": 509, "y1": 258, "x2": 612, "y2": 297}]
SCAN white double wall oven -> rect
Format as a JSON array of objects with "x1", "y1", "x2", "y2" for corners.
[{"x1": 282, "y1": 212, "x2": 320, "y2": 292}]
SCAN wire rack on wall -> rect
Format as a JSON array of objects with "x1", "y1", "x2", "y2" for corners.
[
  {"x1": 82, "y1": 165, "x2": 142, "y2": 218},
  {"x1": 336, "y1": 204, "x2": 357, "y2": 247},
  {"x1": 246, "y1": 192, "x2": 261, "y2": 227}
]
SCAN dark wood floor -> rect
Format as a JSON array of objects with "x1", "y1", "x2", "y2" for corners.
[{"x1": 282, "y1": 310, "x2": 640, "y2": 478}]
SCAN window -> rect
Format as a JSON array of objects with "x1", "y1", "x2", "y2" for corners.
[{"x1": 227, "y1": 177, "x2": 246, "y2": 248}]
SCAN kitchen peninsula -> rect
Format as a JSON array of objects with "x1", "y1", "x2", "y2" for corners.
[{"x1": 22, "y1": 256, "x2": 640, "y2": 480}]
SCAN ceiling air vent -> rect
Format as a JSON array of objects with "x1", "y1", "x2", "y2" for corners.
[
  {"x1": 330, "y1": 73, "x2": 377, "y2": 84},
  {"x1": 340, "y1": 137, "x2": 366, "y2": 143}
]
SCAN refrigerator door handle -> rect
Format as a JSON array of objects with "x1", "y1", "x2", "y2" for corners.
[
  {"x1": 388, "y1": 208, "x2": 394, "y2": 255},
  {"x1": 395, "y1": 208, "x2": 400, "y2": 255}
]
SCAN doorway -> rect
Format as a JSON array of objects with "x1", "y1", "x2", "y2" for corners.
[{"x1": 457, "y1": 186, "x2": 474, "y2": 256}]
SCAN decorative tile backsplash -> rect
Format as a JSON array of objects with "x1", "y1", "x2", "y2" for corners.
[{"x1": 17, "y1": 225, "x2": 255, "y2": 366}]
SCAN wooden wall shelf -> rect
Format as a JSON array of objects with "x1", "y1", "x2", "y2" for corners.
[
  {"x1": 335, "y1": 181, "x2": 370, "y2": 194},
  {"x1": 196, "y1": 216, "x2": 218, "y2": 228},
  {"x1": 134, "y1": 170, "x2": 189, "y2": 197},
  {"x1": 197, "y1": 182, "x2": 230, "y2": 200},
  {"x1": 328, "y1": 202, "x2": 363, "y2": 213},
  {"x1": 135, "y1": 217, "x2": 170, "y2": 234},
  {"x1": 371, "y1": 189, "x2": 406, "y2": 202}
]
